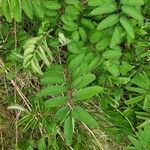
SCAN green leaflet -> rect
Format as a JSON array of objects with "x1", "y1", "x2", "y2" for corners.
[
  {"x1": 31, "y1": 57, "x2": 43, "y2": 75},
  {"x1": 126, "y1": 87, "x2": 147, "y2": 94},
  {"x1": 32, "y1": 0, "x2": 44, "y2": 18},
  {"x1": 121, "y1": 6, "x2": 143, "y2": 23},
  {"x1": 120, "y1": 17, "x2": 135, "y2": 39},
  {"x1": 88, "y1": 0, "x2": 104, "y2": 6},
  {"x1": 11, "y1": 0, "x2": 22, "y2": 22},
  {"x1": 55, "y1": 107, "x2": 70, "y2": 121},
  {"x1": 22, "y1": 0, "x2": 33, "y2": 19},
  {"x1": 120, "y1": 0, "x2": 144, "y2": 6},
  {"x1": 110, "y1": 26, "x2": 122, "y2": 48},
  {"x1": 45, "y1": 96, "x2": 67, "y2": 108},
  {"x1": 132, "y1": 73, "x2": 150, "y2": 90},
  {"x1": 2, "y1": 0, "x2": 12, "y2": 22},
  {"x1": 64, "y1": 116, "x2": 74, "y2": 145},
  {"x1": 71, "y1": 31, "x2": 80, "y2": 42},
  {"x1": 69, "y1": 54, "x2": 85, "y2": 71},
  {"x1": 102, "y1": 50, "x2": 122, "y2": 59},
  {"x1": 81, "y1": 18, "x2": 95, "y2": 29},
  {"x1": 37, "y1": 85, "x2": 67, "y2": 97},
  {"x1": 65, "y1": 0, "x2": 80, "y2": 5},
  {"x1": 72, "y1": 73, "x2": 96, "y2": 89},
  {"x1": 90, "y1": 30, "x2": 102, "y2": 43},
  {"x1": 79, "y1": 27, "x2": 87, "y2": 42},
  {"x1": 38, "y1": 138, "x2": 46, "y2": 150},
  {"x1": 88, "y1": 55, "x2": 102, "y2": 71},
  {"x1": 72, "y1": 107, "x2": 99, "y2": 128},
  {"x1": 37, "y1": 45, "x2": 50, "y2": 67},
  {"x1": 125, "y1": 96, "x2": 144, "y2": 105},
  {"x1": 74, "y1": 86, "x2": 104, "y2": 101},
  {"x1": 105, "y1": 60, "x2": 120, "y2": 77},
  {"x1": 96, "y1": 38, "x2": 110, "y2": 51},
  {"x1": 43, "y1": 1, "x2": 61, "y2": 10},
  {"x1": 41, "y1": 73, "x2": 64, "y2": 84},
  {"x1": 97, "y1": 14, "x2": 119, "y2": 30},
  {"x1": 143, "y1": 95, "x2": 150, "y2": 111},
  {"x1": 90, "y1": 3, "x2": 116, "y2": 15}
]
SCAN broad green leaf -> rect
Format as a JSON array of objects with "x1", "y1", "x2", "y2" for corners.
[
  {"x1": 37, "y1": 85, "x2": 67, "y2": 97},
  {"x1": 90, "y1": 3, "x2": 116, "y2": 15},
  {"x1": 64, "y1": 116, "x2": 73, "y2": 145},
  {"x1": 97, "y1": 14, "x2": 119, "y2": 30},
  {"x1": 120, "y1": 0, "x2": 144, "y2": 6},
  {"x1": 43, "y1": 1, "x2": 61, "y2": 10},
  {"x1": 110, "y1": 26, "x2": 122, "y2": 48},
  {"x1": 74, "y1": 86, "x2": 103, "y2": 101},
  {"x1": 125, "y1": 96, "x2": 144, "y2": 105},
  {"x1": 55, "y1": 107, "x2": 70, "y2": 121},
  {"x1": 72, "y1": 107, "x2": 99, "y2": 128},
  {"x1": 81, "y1": 18, "x2": 94, "y2": 29},
  {"x1": 102, "y1": 50, "x2": 122, "y2": 59},
  {"x1": 121, "y1": 6, "x2": 143, "y2": 23},
  {"x1": 72, "y1": 74, "x2": 96, "y2": 89},
  {"x1": 2, "y1": 0, "x2": 12, "y2": 22},
  {"x1": 45, "y1": 96, "x2": 67, "y2": 108},
  {"x1": 143, "y1": 95, "x2": 150, "y2": 111},
  {"x1": 120, "y1": 17, "x2": 135, "y2": 39},
  {"x1": 38, "y1": 138, "x2": 46, "y2": 150},
  {"x1": 22, "y1": 0, "x2": 33, "y2": 19},
  {"x1": 11, "y1": 0, "x2": 22, "y2": 22}
]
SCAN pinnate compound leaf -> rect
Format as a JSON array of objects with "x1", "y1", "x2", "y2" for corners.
[
  {"x1": 72, "y1": 107, "x2": 99, "y2": 128},
  {"x1": 74, "y1": 86, "x2": 104, "y2": 101}
]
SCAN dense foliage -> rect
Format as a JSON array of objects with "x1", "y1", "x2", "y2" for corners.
[{"x1": 0, "y1": 0, "x2": 150, "y2": 149}]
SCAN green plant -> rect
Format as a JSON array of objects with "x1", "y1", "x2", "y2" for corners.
[{"x1": 0, "y1": 0, "x2": 150, "y2": 149}]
